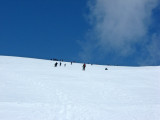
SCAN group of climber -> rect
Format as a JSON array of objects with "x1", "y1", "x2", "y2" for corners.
[
  {"x1": 54, "y1": 62, "x2": 86, "y2": 71},
  {"x1": 54, "y1": 62, "x2": 66, "y2": 67}
]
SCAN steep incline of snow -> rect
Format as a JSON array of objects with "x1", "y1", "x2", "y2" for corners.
[{"x1": 0, "y1": 56, "x2": 160, "y2": 120}]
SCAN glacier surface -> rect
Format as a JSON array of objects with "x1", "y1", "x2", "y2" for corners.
[{"x1": 0, "y1": 56, "x2": 160, "y2": 120}]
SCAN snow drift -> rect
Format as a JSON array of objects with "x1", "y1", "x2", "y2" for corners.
[{"x1": 0, "y1": 55, "x2": 160, "y2": 120}]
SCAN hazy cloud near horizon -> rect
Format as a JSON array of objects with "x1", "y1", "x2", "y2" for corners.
[{"x1": 81, "y1": 0, "x2": 160, "y2": 65}]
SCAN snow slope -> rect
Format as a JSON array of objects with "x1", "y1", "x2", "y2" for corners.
[{"x1": 0, "y1": 55, "x2": 160, "y2": 120}]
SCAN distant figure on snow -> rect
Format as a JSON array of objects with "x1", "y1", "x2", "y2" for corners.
[
  {"x1": 55, "y1": 62, "x2": 58, "y2": 67},
  {"x1": 60, "y1": 62, "x2": 62, "y2": 66},
  {"x1": 105, "y1": 68, "x2": 108, "y2": 70},
  {"x1": 82, "y1": 63, "x2": 86, "y2": 71},
  {"x1": 71, "y1": 62, "x2": 72, "y2": 65},
  {"x1": 64, "y1": 64, "x2": 66, "y2": 67}
]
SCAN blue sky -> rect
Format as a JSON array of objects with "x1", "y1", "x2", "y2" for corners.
[{"x1": 0, "y1": 0, "x2": 160, "y2": 66}]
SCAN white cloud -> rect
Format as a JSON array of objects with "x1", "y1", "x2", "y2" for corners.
[{"x1": 81, "y1": 0, "x2": 159, "y2": 65}]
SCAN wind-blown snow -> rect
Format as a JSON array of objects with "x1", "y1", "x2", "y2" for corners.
[{"x1": 0, "y1": 56, "x2": 160, "y2": 120}]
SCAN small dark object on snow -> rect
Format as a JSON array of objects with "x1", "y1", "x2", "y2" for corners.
[
  {"x1": 60, "y1": 62, "x2": 62, "y2": 66},
  {"x1": 55, "y1": 62, "x2": 58, "y2": 67},
  {"x1": 82, "y1": 63, "x2": 86, "y2": 71},
  {"x1": 105, "y1": 68, "x2": 108, "y2": 70}
]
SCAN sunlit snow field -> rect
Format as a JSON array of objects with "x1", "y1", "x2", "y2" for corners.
[{"x1": 0, "y1": 56, "x2": 160, "y2": 120}]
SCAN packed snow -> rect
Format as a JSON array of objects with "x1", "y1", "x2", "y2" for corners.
[{"x1": 0, "y1": 55, "x2": 160, "y2": 120}]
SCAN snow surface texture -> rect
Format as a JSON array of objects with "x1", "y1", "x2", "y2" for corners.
[{"x1": 0, "y1": 56, "x2": 160, "y2": 120}]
